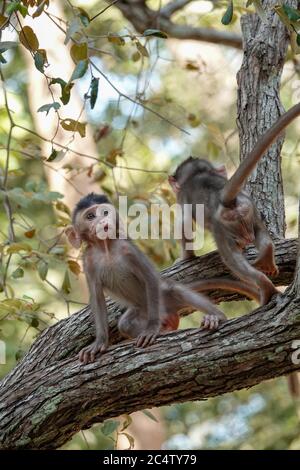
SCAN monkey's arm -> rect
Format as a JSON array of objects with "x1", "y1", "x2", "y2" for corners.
[
  {"x1": 126, "y1": 245, "x2": 161, "y2": 347},
  {"x1": 79, "y1": 278, "x2": 109, "y2": 363},
  {"x1": 222, "y1": 102, "x2": 300, "y2": 206}
]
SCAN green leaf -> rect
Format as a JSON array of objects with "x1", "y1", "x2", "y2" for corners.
[
  {"x1": 142, "y1": 409, "x2": 159, "y2": 422},
  {"x1": 65, "y1": 17, "x2": 81, "y2": 45},
  {"x1": 70, "y1": 42, "x2": 88, "y2": 63},
  {"x1": 50, "y1": 78, "x2": 73, "y2": 105},
  {"x1": 120, "y1": 415, "x2": 132, "y2": 432},
  {"x1": 77, "y1": 7, "x2": 90, "y2": 27},
  {"x1": 37, "y1": 102, "x2": 61, "y2": 116},
  {"x1": 61, "y1": 119, "x2": 86, "y2": 138},
  {"x1": 12, "y1": 267, "x2": 24, "y2": 279},
  {"x1": 62, "y1": 270, "x2": 71, "y2": 294},
  {"x1": 136, "y1": 41, "x2": 149, "y2": 58},
  {"x1": 38, "y1": 261, "x2": 48, "y2": 281},
  {"x1": 282, "y1": 4, "x2": 300, "y2": 21},
  {"x1": 101, "y1": 420, "x2": 120, "y2": 436},
  {"x1": 143, "y1": 29, "x2": 168, "y2": 39},
  {"x1": 7, "y1": 243, "x2": 32, "y2": 254},
  {"x1": 33, "y1": 191, "x2": 63, "y2": 203},
  {"x1": 47, "y1": 149, "x2": 58, "y2": 162},
  {"x1": 90, "y1": 77, "x2": 99, "y2": 109},
  {"x1": 34, "y1": 50, "x2": 47, "y2": 73},
  {"x1": 31, "y1": 318, "x2": 39, "y2": 328},
  {"x1": 107, "y1": 33, "x2": 125, "y2": 46},
  {"x1": 0, "y1": 14, "x2": 8, "y2": 29},
  {"x1": 221, "y1": 1, "x2": 234, "y2": 25},
  {"x1": 6, "y1": 187, "x2": 29, "y2": 208},
  {"x1": 19, "y1": 26, "x2": 39, "y2": 52},
  {"x1": 68, "y1": 260, "x2": 81, "y2": 276},
  {"x1": 6, "y1": 1, "x2": 28, "y2": 18},
  {"x1": 70, "y1": 59, "x2": 88, "y2": 81}
]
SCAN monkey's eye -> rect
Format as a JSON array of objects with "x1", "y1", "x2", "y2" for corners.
[
  {"x1": 103, "y1": 210, "x2": 108, "y2": 216},
  {"x1": 86, "y1": 213, "x2": 96, "y2": 220}
]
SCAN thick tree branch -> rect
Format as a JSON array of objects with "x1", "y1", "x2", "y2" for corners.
[
  {"x1": 0, "y1": 292, "x2": 300, "y2": 449},
  {"x1": 2, "y1": 237, "x2": 297, "y2": 379},
  {"x1": 111, "y1": 0, "x2": 243, "y2": 49},
  {"x1": 0, "y1": 238, "x2": 298, "y2": 448}
]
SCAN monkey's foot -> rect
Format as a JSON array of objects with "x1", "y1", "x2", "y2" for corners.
[
  {"x1": 259, "y1": 284, "x2": 279, "y2": 306},
  {"x1": 136, "y1": 324, "x2": 160, "y2": 348},
  {"x1": 252, "y1": 245, "x2": 279, "y2": 277},
  {"x1": 201, "y1": 314, "x2": 225, "y2": 330},
  {"x1": 79, "y1": 339, "x2": 108, "y2": 364}
]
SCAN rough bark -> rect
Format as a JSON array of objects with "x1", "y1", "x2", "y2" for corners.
[
  {"x1": 0, "y1": 237, "x2": 299, "y2": 449},
  {"x1": 1, "y1": 237, "x2": 297, "y2": 379},
  {"x1": 236, "y1": 0, "x2": 297, "y2": 237},
  {"x1": 0, "y1": 294, "x2": 300, "y2": 449}
]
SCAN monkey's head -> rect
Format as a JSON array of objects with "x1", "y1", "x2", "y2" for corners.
[
  {"x1": 65, "y1": 193, "x2": 119, "y2": 248},
  {"x1": 169, "y1": 157, "x2": 227, "y2": 193}
]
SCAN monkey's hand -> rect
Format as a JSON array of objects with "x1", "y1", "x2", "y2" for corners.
[
  {"x1": 136, "y1": 322, "x2": 160, "y2": 348},
  {"x1": 79, "y1": 338, "x2": 108, "y2": 364},
  {"x1": 201, "y1": 314, "x2": 226, "y2": 331}
]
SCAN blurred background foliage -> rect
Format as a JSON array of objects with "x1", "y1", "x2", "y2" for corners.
[{"x1": 0, "y1": 0, "x2": 300, "y2": 450}]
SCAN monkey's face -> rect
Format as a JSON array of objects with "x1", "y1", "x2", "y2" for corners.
[
  {"x1": 66, "y1": 203, "x2": 119, "y2": 248},
  {"x1": 80, "y1": 203, "x2": 118, "y2": 241}
]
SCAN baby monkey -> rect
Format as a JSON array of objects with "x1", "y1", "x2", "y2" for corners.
[
  {"x1": 169, "y1": 102, "x2": 300, "y2": 305},
  {"x1": 66, "y1": 193, "x2": 259, "y2": 363}
]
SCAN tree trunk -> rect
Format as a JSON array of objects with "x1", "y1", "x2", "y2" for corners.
[{"x1": 236, "y1": 0, "x2": 297, "y2": 237}]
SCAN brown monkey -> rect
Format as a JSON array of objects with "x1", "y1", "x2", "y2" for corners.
[
  {"x1": 169, "y1": 102, "x2": 300, "y2": 305},
  {"x1": 66, "y1": 193, "x2": 259, "y2": 363}
]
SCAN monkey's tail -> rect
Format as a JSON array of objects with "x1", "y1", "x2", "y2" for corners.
[
  {"x1": 222, "y1": 102, "x2": 300, "y2": 206},
  {"x1": 189, "y1": 278, "x2": 260, "y2": 303},
  {"x1": 287, "y1": 372, "x2": 300, "y2": 399}
]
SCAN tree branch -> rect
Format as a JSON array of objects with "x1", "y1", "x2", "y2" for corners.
[
  {"x1": 0, "y1": 238, "x2": 298, "y2": 448},
  {"x1": 1, "y1": 292, "x2": 300, "y2": 449},
  {"x1": 161, "y1": 0, "x2": 194, "y2": 17},
  {"x1": 111, "y1": 0, "x2": 243, "y2": 49}
]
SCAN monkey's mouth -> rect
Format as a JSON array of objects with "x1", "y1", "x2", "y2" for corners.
[{"x1": 103, "y1": 223, "x2": 109, "y2": 232}]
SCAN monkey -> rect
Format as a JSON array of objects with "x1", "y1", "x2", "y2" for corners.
[
  {"x1": 169, "y1": 102, "x2": 300, "y2": 306},
  {"x1": 66, "y1": 193, "x2": 261, "y2": 363}
]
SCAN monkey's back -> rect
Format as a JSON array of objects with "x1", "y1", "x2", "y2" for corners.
[{"x1": 180, "y1": 173, "x2": 226, "y2": 227}]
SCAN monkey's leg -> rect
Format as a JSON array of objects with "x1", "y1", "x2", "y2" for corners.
[
  {"x1": 252, "y1": 218, "x2": 279, "y2": 277},
  {"x1": 165, "y1": 285, "x2": 227, "y2": 331},
  {"x1": 220, "y1": 242, "x2": 278, "y2": 306},
  {"x1": 118, "y1": 307, "x2": 148, "y2": 340}
]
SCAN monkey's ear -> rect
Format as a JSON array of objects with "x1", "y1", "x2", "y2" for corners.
[
  {"x1": 215, "y1": 165, "x2": 227, "y2": 178},
  {"x1": 65, "y1": 225, "x2": 81, "y2": 249},
  {"x1": 168, "y1": 175, "x2": 181, "y2": 193}
]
